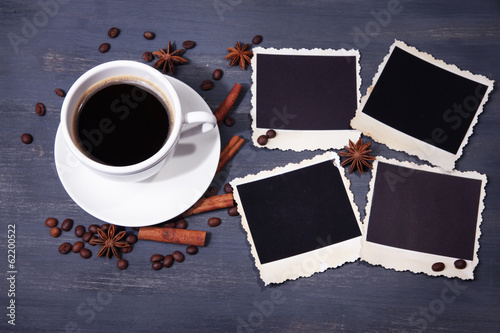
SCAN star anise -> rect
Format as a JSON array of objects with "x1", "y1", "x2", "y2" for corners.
[
  {"x1": 224, "y1": 41, "x2": 253, "y2": 70},
  {"x1": 90, "y1": 224, "x2": 130, "y2": 259},
  {"x1": 338, "y1": 138, "x2": 376, "y2": 174},
  {"x1": 153, "y1": 41, "x2": 187, "y2": 74}
]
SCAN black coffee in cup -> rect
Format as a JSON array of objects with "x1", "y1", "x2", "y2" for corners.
[{"x1": 73, "y1": 76, "x2": 173, "y2": 166}]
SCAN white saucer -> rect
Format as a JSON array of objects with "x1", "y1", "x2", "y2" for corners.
[{"x1": 54, "y1": 76, "x2": 220, "y2": 227}]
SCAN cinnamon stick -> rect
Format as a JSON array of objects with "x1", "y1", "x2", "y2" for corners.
[
  {"x1": 182, "y1": 193, "x2": 235, "y2": 217},
  {"x1": 219, "y1": 135, "x2": 241, "y2": 161},
  {"x1": 217, "y1": 135, "x2": 245, "y2": 174},
  {"x1": 138, "y1": 227, "x2": 206, "y2": 247},
  {"x1": 213, "y1": 83, "x2": 242, "y2": 124}
]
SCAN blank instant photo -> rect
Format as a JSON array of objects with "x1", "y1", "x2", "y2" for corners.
[
  {"x1": 361, "y1": 157, "x2": 486, "y2": 279},
  {"x1": 231, "y1": 152, "x2": 362, "y2": 285},
  {"x1": 351, "y1": 40, "x2": 494, "y2": 170},
  {"x1": 251, "y1": 47, "x2": 361, "y2": 151}
]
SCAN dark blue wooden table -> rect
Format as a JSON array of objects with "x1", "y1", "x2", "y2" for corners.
[{"x1": 1, "y1": 1, "x2": 499, "y2": 332}]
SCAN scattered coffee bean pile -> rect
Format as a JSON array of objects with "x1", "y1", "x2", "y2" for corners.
[
  {"x1": 431, "y1": 260, "x2": 467, "y2": 272},
  {"x1": 257, "y1": 129, "x2": 277, "y2": 146},
  {"x1": 45, "y1": 217, "x2": 137, "y2": 267},
  {"x1": 150, "y1": 248, "x2": 192, "y2": 271},
  {"x1": 46, "y1": 215, "x2": 229, "y2": 271},
  {"x1": 21, "y1": 102, "x2": 46, "y2": 144},
  {"x1": 145, "y1": 218, "x2": 206, "y2": 271}
]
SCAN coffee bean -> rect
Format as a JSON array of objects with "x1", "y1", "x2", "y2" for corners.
[
  {"x1": 224, "y1": 116, "x2": 235, "y2": 127},
  {"x1": 121, "y1": 245, "x2": 133, "y2": 253},
  {"x1": 125, "y1": 234, "x2": 137, "y2": 244},
  {"x1": 172, "y1": 251, "x2": 184, "y2": 262},
  {"x1": 75, "y1": 225, "x2": 85, "y2": 238},
  {"x1": 80, "y1": 248, "x2": 92, "y2": 259},
  {"x1": 100, "y1": 224, "x2": 110, "y2": 232},
  {"x1": 82, "y1": 231, "x2": 93, "y2": 243},
  {"x1": 45, "y1": 217, "x2": 58, "y2": 228},
  {"x1": 205, "y1": 185, "x2": 218, "y2": 197},
  {"x1": 150, "y1": 254, "x2": 164, "y2": 262},
  {"x1": 252, "y1": 35, "x2": 263, "y2": 45},
  {"x1": 163, "y1": 254, "x2": 174, "y2": 268},
  {"x1": 200, "y1": 80, "x2": 214, "y2": 91},
  {"x1": 72, "y1": 241, "x2": 84, "y2": 253},
  {"x1": 35, "y1": 102, "x2": 46, "y2": 116},
  {"x1": 164, "y1": 222, "x2": 177, "y2": 228},
  {"x1": 257, "y1": 135, "x2": 268, "y2": 145},
  {"x1": 88, "y1": 224, "x2": 100, "y2": 234},
  {"x1": 107, "y1": 27, "x2": 120, "y2": 38},
  {"x1": 228, "y1": 206, "x2": 239, "y2": 216},
  {"x1": 266, "y1": 129, "x2": 277, "y2": 138},
  {"x1": 223, "y1": 183, "x2": 233, "y2": 194},
  {"x1": 186, "y1": 245, "x2": 198, "y2": 255},
  {"x1": 61, "y1": 218, "x2": 74, "y2": 232},
  {"x1": 454, "y1": 259, "x2": 467, "y2": 269},
  {"x1": 143, "y1": 31, "x2": 155, "y2": 40},
  {"x1": 212, "y1": 69, "x2": 223, "y2": 80},
  {"x1": 208, "y1": 217, "x2": 221, "y2": 227},
  {"x1": 142, "y1": 51, "x2": 153, "y2": 62},
  {"x1": 152, "y1": 261, "x2": 163, "y2": 270},
  {"x1": 117, "y1": 259, "x2": 128, "y2": 270},
  {"x1": 59, "y1": 242, "x2": 72, "y2": 254},
  {"x1": 99, "y1": 43, "x2": 110, "y2": 53},
  {"x1": 176, "y1": 219, "x2": 188, "y2": 229},
  {"x1": 431, "y1": 262, "x2": 445, "y2": 272},
  {"x1": 50, "y1": 227, "x2": 61, "y2": 238},
  {"x1": 54, "y1": 88, "x2": 65, "y2": 97},
  {"x1": 182, "y1": 40, "x2": 196, "y2": 49},
  {"x1": 21, "y1": 133, "x2": 33, "y2": 144}
]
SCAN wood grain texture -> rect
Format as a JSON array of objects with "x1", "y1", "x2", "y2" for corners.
[{"x1": 1, "y1": 1, "x2": 499, "y2": 332}]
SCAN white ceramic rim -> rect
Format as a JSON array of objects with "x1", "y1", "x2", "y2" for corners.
[{"x1": 60, "y1": 60, "x2": 182, "y2": 176}]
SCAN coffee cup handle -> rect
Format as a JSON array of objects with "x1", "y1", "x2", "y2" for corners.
[{"x1": 180, "y1": 111, "x2": 217, "y2": 139}]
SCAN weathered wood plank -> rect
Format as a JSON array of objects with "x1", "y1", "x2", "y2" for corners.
[{"x1": 1, "y1": 0, "x2": 499, "y2": 332}]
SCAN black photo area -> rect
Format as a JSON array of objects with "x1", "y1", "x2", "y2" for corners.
[
  {"x1": 366, "y1": 162, "x2": 482, "y2": 260},
  {"x1": 236, "y1": 161, "x2": 361, "y2": 264},
  {"x1": 256, "y1": 54, "x2": 358, "y2": 130},
  {"x1": 361, "y1": 46, "x2": 487, "y2": 154}
]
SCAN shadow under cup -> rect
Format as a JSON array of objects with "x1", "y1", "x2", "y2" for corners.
[{"x1": 60, "y1": 61, "x2": 184, "y2": 182}]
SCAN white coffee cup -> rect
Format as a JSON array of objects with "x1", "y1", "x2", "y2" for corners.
[{"x1": 60, "y1": 60, "x2": 216, "y2": 182}]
